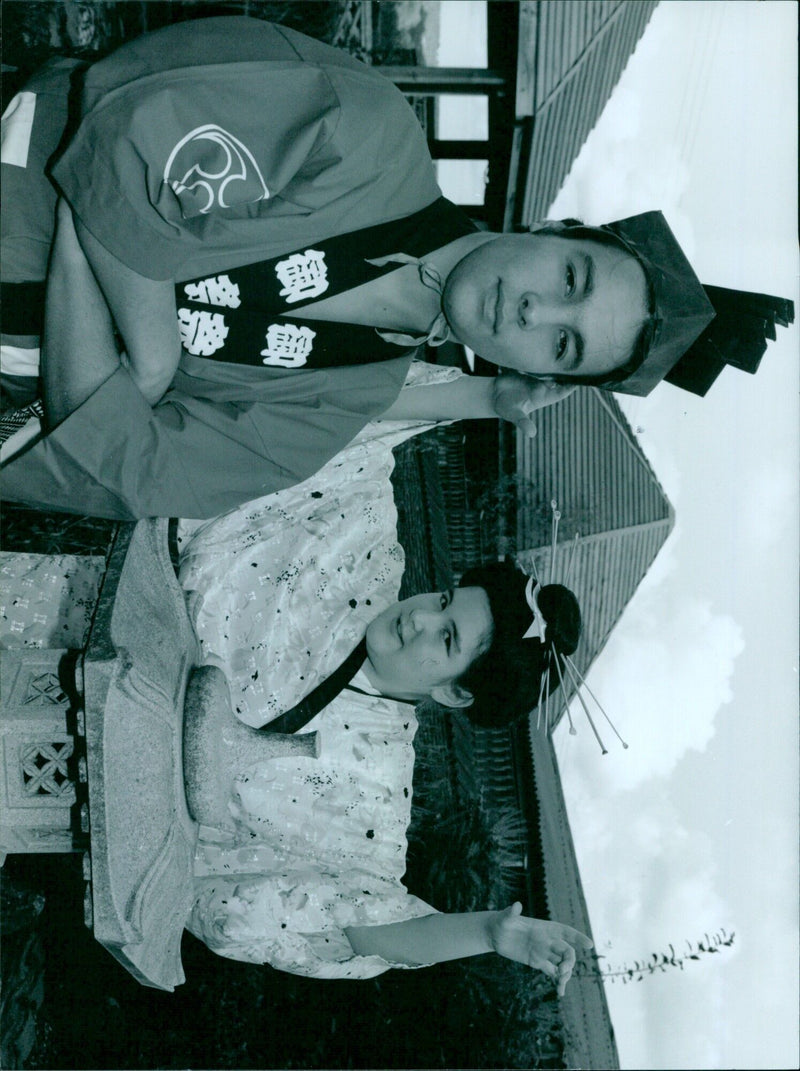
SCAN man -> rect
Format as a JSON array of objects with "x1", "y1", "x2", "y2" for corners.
[{"x1": 2, "y1": 17, "x2": 791, "y2": 519}]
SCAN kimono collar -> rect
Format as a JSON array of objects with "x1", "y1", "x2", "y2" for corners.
[{"x1": 365, "y1": 253, "x2": 451, "y2": 348}]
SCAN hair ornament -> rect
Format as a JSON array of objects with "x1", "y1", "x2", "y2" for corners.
[
  {"x1": 550, "y1": 641, "x2": 578, "y2": 737},
  {"x1": 565, "y1": 654, "x2": 628, "y2": 750},
  {"x1": 522, "y1": 578, "x2": 548, "y2": 641},
  {"x1": 564, "y1": 532, "x2": 580, "y2": 587},
  {"x1": 548, "y1": 499, "x2": 561, "y2": 583},
  {"x1": 535, "y1": 669, "x2": 548, "y2": 732},
  {"x1": 562, "y1": 653, "x2": 607, "y2": 754},
  {"x1": 527, "y1": 552, "x2": 540, "y2": 584},
  {"x1": 544, "y1": 666, "x2": 551, "y2": 735},
  {"x1": 528, "y1": 501, "x2": 627, "y2": 755}
]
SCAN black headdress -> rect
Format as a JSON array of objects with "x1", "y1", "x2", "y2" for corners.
[
  {"x1": 460, "y1": 506, "x2": 629, "y2": 753},
  {"x1": 456, "y1": 559, "x2": 581, "y2": 729},
  {"x1": 590, "y1": 210, "x2": 794, "y2": 396}
]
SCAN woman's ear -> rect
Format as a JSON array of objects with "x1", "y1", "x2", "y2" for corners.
[{"x1": 430, "y1": 681, "x2": 475, "y2": 709}]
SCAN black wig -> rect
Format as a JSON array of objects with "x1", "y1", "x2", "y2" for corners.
[{"x1": 457, "y1": 561, "x2": 581, "y2": 729}]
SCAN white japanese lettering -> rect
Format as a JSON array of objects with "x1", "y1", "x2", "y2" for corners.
[
  {"x1": 275, "y1": 249, "x2": 329, "y2": 304},
  {"x1": 260, "y1": 324, "x2": 316, "y2": 367},
  {"x1": 183, "y1": 275, "x2": 242, "y2": 308},
  {"x1": 178, "y1": 309, "x2": 229, "y2": 356}
]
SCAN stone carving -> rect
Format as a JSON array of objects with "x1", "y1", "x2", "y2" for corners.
[
  {"x1": 20, "y1": 741, "x2": 74, "y2": 797},
  {"x1": 2, "y1": 649, "x2": 78, "y2": 852},
  {"x1": 183, "y1": 664, "x2": 317, "y2": 830},
  {"x1": 23, "y1": 672, "x2": 67, "y2": 706},
  {"x1": 82, "y1": 520, "x2": 200, "y2": 991}
]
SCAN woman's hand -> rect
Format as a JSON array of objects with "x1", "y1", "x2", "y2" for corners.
[
  {"x1": 488, "y1": 902, "x2": 593, "y2": 995},
  {"x1": 492, "y1": 372, "x2": 576, "y2": 438}
]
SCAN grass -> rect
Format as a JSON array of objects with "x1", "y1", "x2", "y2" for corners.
[{"x1": 0, "y1": 503, "x2": 117, "y2": 557}]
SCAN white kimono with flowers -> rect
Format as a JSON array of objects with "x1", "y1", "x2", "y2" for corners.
[{"x1": 179, "y1": 364, "x2": 458, "y2": 977}]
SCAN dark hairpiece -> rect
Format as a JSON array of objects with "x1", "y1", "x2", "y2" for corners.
[{"x1": 456, "y1": 561, "x2": 581, "y2": 729}]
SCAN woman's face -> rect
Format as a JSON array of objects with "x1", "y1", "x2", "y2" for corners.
[
  {"x1": 364, "y1": 587, "x2": 493, "y2": 704},
  {"x1": 442, "y1": 232, "x2": 649, "y2": 378}
]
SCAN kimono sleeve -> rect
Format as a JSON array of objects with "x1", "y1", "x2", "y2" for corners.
[
  {"x1": 0, "y1": 355, "x2": 412, "y2": 520},
  {"x1": 51, "y1": 61, "x2": 341, "y2": 280},
  {"x1": 50, "y1": 19, "x2": 438, "y2": 281},
  {"x1": 188, "y1": 871, "x2": 438, "y2": 980}
]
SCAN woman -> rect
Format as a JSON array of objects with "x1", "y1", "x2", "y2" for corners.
[{"x1": 177, "y1": 415, "x2": 587, "y2": 987}]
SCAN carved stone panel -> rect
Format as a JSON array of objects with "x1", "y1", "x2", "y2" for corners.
[{"x1": 1, "y1": 649, "x2": 79, "y2": 854}]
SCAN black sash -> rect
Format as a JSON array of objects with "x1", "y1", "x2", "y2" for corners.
[
  {"x1": 264, "y1": 638, "x2": 368, "y2": 735},
  {"x1": 175, "y1": 197, "x2": 476, "y2": 368}
]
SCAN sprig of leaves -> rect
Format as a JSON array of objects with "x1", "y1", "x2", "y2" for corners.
[{"x1": 576, "y1": 929, "x2": 736, "y2": 984}]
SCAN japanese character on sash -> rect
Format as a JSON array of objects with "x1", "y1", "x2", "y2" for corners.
[
  {"x1": 274, "y1": 249, "x2": 329, "y2": 304},
  {"x1": 178, "y1": 309, "x2": 230, "y2": 356},
  {"x1": 260, "y1": 324, "x2": 316, "y2": 367},
  {"x1": 183, "y1": 275, "x2": 242, "y2": 308}
]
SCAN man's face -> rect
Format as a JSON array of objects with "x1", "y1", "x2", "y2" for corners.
[
  {"x1": 364, "y1": 587, "x2": 494, "y2": 703},
  {"x1": 442, "y1": 232, "x2": 649, "y2": 379}
]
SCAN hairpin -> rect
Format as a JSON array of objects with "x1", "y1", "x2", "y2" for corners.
[
  {"x1": 548, "y1": 499, "x2": 561, "y2": 584},
  {"x1": 521, "y1": 500, "x2": 628, "y2": 754},
  {"x1": 522, "y1": 578, "x2": 548, "y2": 641}
]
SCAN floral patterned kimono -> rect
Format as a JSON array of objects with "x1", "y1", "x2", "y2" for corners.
[{"x1": 178, "y1": 365, "x2": 458, "y2": 977}]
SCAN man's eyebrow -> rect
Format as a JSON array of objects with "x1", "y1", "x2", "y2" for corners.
[{"x1": 584, "y1": 253, "x2": 594, "y2": 296}]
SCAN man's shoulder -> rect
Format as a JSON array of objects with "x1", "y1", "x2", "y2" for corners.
[{"x1": 80, "y1": 17, "x2": 378, "y2": 101}]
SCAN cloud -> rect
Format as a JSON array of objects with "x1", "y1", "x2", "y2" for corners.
[
  {"x1": 735, "y1": 460, "x2": 799, "y2": 555},
  {"x1": 556, "y1": 777, "x2": 738, "y2": 1069},
  {"x1": 547, "y1": 87, "x2": 694, "y2": 244},
  {"x1": 559, "y1": 779, "x2": 734, "y2": 946},
  {"x1": 558, "y1": 585, "x2": 744, "y2": 792}
]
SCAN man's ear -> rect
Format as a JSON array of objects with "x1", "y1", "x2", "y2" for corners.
[{"x1": 430, "y1": 681, "x2": 474, "y2": 709}]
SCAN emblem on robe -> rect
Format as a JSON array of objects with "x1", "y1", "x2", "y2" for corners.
[
  {"x1": 178, "y1": 309, "x2": 230, "y2": 356},
  {"x1": 274, "y1": 250, "x2": 329, "y2": 304},
  {"x1": 163, "y1": 124, "x2": 269, "y2": 217},
  {"x1": 260, "y1": 324, "x2": 316, "y2": 367},
  {"x1": 183, "y1": 275, "x2": 241, "y2": 308}
]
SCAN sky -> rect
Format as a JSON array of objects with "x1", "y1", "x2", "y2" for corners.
[{"x1": 437, "y1": 3, "x2": 799, "y2": 1068}]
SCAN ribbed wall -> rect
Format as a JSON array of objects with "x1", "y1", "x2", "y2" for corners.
[
  {"x1": 522, "y1": 0, "x2": 659, "y2": 222},
  {"x1": 516, "y1": 387, "x2": 671, "y2": 546},
  {"x1": 524, "y1": 726, "x2": 622, "y2": 1070},
  {"x1": 516, "y1": 388, "x2": 674, "y2": 723}
]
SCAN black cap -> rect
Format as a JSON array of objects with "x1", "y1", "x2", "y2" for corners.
[{"x1": 591, "y1": 211, "x2": 794, "y2": 396}]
